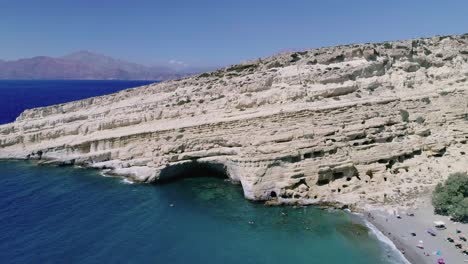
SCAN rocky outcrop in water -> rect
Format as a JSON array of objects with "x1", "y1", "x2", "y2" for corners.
[{"x1": 1, "y1": 34, "x2": 467, "y2": 208}]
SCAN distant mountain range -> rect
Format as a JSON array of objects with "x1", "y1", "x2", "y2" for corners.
[{"x1": 0, "y1": 51, "x2": 214, "y2": 80}]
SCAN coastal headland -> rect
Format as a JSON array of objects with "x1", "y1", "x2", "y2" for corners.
[{"x1": 0, "y1": 34, "x2": 467, "y2": 263}]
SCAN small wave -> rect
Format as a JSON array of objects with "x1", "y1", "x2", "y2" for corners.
[
  {"x1": 99, "y1": 170, "x2": 112, "y2": 177},
  {"x1": 121, "y1": 178, "x2": 135, "y2": 184},
  {"x1": 363, "y1": 217, "x2": 411, "y2": 264}
]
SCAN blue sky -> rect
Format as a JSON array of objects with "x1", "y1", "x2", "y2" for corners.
[{"x1": 0, "y1": 0, "x2": 467, "y2": 67}]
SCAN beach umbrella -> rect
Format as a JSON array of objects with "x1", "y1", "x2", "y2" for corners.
[
  {"x1": 434, "y1": 221, "x2": 446, "y2": 230},
  {"x1": 417, "y1": 240, "x2": 424, "y2": 249}
]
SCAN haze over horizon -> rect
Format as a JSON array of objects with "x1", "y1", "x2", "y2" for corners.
[
  {"x1": 1, "y1": 0, "x2": 467, "y2": 68},
  {"x1": 0, "y1": 50, "x2": 212, "y2": 71}
]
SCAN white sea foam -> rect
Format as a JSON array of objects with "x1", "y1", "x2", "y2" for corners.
[
  {"x1": 121, "y1": 178, "x2": 135, "y2": 184},
  {"x1": 98, "y1": 169, "x2": 134, "y2": 184},
  {"x1": 362, "y1": 216, "x2": 411, "y2": 264},
  {"x1": 99, "y1": 169, "x2": 112, "y2": 177}
]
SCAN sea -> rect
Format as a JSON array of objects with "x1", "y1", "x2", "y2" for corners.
[{"x1": 0, "y1": 80, "x2": 407, "y2": 264}]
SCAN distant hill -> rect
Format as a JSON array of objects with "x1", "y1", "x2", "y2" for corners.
[{"x1": 0, "y1": 51, "x2": 210, "y2": 80}]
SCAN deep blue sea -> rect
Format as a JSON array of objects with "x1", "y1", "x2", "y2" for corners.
[
  {"x1": 0, "y1": 80, "x2": 156, "y2": 124},
  {"x1": 0, "y1": 81, "x2": 406, "y2": 264}
]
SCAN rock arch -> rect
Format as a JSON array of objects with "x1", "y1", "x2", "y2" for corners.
[
  {"x1": 153, "y1": 158, "x2": 267, "y2": 201},
  {"x1": 156, "y1": 159, "x2": 231, "y2": 184}
]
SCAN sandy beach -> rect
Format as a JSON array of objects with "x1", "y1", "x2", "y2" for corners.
[{"x1": 366, "y1": 196, "x2": 467, "y2": 264}]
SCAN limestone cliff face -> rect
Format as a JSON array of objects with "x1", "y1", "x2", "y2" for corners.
[{"x1": 1, "y1": 35, "x2": 467, "y2": 207}]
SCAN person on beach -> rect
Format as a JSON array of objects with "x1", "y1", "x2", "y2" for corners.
[{"x1": 417, "y1": 240, "x2": 424, "y2": 249}]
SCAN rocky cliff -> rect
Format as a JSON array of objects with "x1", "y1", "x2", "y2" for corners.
[{"x1": 1, "y1": 35, "x2": 467, "y2": 208}]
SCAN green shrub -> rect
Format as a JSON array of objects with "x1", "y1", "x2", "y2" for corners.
[
  {"x1": 290, "y1": 53, "x2": 301, "y2": 63},
  {"x1": 421, "y1": 97, "x2": 431, "y2": 104},
  {"x1": 415, "y1": 116, "x2": 425, "y2": 124},
  {"x1": 227, "y1": 63, "x2": 257, "y2": 72},
  {"x1": 400, "y1": 110, "x2": 410, "y2": 122},
  {"x1": 383, "y1": 42, "x2": 393, "y2": 49},
  {"x1": 423, "y1": 48, "x2": 432, "y2": 55},
  {"x1": 176, "y1": 98, "x2": 191, "y2": 105},
  {"x1": 267, "y1": 61, "x2": 283, "y2": 69},
  {"x1": 432, "y1": 172, "x2": 468, "y2": 223}
]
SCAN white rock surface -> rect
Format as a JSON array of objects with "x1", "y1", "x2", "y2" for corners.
[{"x1": 1, "y1": 34, "x2": 467, "y2": 208}]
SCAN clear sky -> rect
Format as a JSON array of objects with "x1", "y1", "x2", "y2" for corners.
[{"x1": 1, "y1": 0, "x2": 467, "y2": 67}]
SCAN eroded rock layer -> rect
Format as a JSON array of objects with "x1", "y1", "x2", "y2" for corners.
[{"x1": 1, "y1": 34, "x2": 467, "y2": 207}]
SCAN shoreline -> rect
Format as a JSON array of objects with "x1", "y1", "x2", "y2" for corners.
[
  {"x1": 363, "y1": 197, "x2": 468, "y2": 264},
  {"x1": 365, "y1": 214, "x2": 424, "y2": 264},
  {"x1": 345, "y1": 210, "x2": 413, "y2": 263}
]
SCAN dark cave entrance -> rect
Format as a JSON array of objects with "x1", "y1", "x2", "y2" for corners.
[{"x1": 156, "y1": 160, "x2": 230, "y2": 184}]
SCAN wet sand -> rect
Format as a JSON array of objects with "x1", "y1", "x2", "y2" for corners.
[{"x1": 366, "y1": 198, "x2": 467, "y2": 264}]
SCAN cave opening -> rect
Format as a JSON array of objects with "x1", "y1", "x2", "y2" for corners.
[
  {"x1": 156, "y1": 160, "x2": 230, "y2": 184},
  {"x1": 317, "y1": 178, "x2": 330, "y2": 186},
  {"x1": 332, "y1": 171, "x2": 345, "y2": 179}
]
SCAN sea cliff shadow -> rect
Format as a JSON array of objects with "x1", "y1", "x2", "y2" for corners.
[{"x1": 156, "y1": 161, "x2": 229, "y2": 184}]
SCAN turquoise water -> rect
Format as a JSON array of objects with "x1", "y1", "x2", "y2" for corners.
[{"x1": 0, "y1": 161, "x2": 405, "y2": 264}]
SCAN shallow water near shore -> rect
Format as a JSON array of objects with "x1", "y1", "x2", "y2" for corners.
[{"x1": 0, "y1": 161, "x2": 407, "y2": 263}]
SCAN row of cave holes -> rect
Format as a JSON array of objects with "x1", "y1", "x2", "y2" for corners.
[
  {"x1": 270, "y1": 190, "x2": 320, "y2": 200},
  {"x1": 378, "y1": 148, "x2": 423, "y2": 172},
  {"x1": 350, "y1": 133, "x2": 402, "y2": 147},
  {"x1": 272, "y1": 143, "x2": 463, "y2": 198},
  {"x1": 327, "y1": 170, "x2": 385, "y2": 193},
  {"x1": 270, "y1": 164, "x2": 399, "y2": 199},
  {"x1": 317, "y1": 131, "x2": 396, "y2": 150},
  {"x1": 281, "y1": 133, "x2": 412, "y2": 190},
  {"x1": 316, "y1": 170, "x2": 361, "y2": 186},
  {"x1": 270, "y1": 179, "x2": 321, "y2": 200},
  {"x1": 317, "y1": 166, "x2": 400, "y2": 192},
  {"x1": 362, "y1": 149, "x2": 424, "y2": 183},
  {"x1": 284, "y1": 149, "x2": 338, "y2": 164}
]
